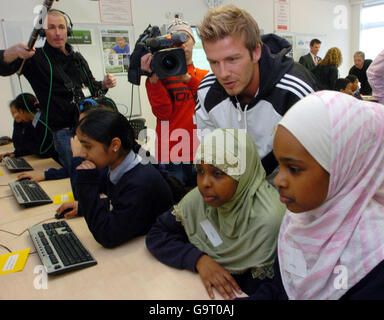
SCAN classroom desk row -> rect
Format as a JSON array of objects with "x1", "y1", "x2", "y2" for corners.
[{"x1": 0, "y1": 144, "x2": 227, "y2": 300}]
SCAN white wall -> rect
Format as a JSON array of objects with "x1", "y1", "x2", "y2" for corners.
[{"x1": 0, "y1": 0, "x2": 352, "y2": 137}]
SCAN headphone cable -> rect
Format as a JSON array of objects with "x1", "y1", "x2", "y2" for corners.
[
  {"x1": 17, "y1": 73, "x2": 54, "y2": 156},
  {"x1": 129, "y1": 83, "x2": 134, "y2": 121}
]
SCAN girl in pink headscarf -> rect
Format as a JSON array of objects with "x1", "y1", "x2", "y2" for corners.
[{"x1": 246, "y1": 90, "x2": 384, "y2": 300}]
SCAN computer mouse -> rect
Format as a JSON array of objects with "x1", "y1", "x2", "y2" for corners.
[{"x1": 55, "y1": 208, "x2": 72, "y2": 220}]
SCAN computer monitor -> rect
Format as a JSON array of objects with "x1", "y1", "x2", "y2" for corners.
[{"x1": 191, "y1": 26, "x2": 211, "y2": 72}]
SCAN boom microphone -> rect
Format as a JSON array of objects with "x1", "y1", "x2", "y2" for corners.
[
  {"x1": 28, "y1": 0, "x2": 58, "y2": 49},
  {"x1": 18, "y1": 0, "x2": 59, "y2": 75}
]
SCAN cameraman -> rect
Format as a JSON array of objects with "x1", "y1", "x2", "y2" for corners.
[
  {"x1": 0, "y1": 9, "x2": 116, "y2": 174},
  {"x1": 141, "y1": 19, "x2": 209, "y2": 188}
]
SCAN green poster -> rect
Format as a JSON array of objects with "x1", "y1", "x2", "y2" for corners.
[{"x1": 67, "y1": 30, "x2": 92, "y2": 45}]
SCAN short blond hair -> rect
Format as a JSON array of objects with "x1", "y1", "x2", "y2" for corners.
[{"x1": 197, "y1": 5, "x2": 262, "y2": 56}]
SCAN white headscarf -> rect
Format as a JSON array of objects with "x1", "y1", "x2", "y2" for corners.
[{"x1": 277, "y1": 90, "x2": 384, "y2": 299}]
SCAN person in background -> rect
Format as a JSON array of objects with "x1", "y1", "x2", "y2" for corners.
[
  {"x1": 345, "y1": 74, "x2": 362, "y2": 100},
  {"x1": 244, "y1": 91, "x2": 384, "y2": 300},
  {"x1": 312, "y1": 47, "x2": 342, "y2": 90},
  {"x1": 0, "y1": 95, "x2": 32, "y2": 160},
  {"x1": 0, "y1": 9, "x2": 117, "y2": 174},
  {"x1": 367, "y1": 48, "x2": 384, "y2": 104},
  {"x1": 141, "y1": 18, "x2": 209, "y2": 189},
  {"x1": 146, "y1": 128, "x2": 285, "y2": 300},
  {"x1": 0, "y1": 93, "x2": 57, "y2": 160},
  {"x1": 195, "y1": 5, "x2": 319, "y2": 179},
  {"x1": 349, "y1": 51, "x2": 372, "y2": 95},
  {"x1": 298, "y1": 38, "x2": 322, "y2": 71},
  {"x1": 334, "y1": 78, "x2": 354, "y2": 96}
]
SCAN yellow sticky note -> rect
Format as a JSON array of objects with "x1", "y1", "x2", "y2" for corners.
[
  {"x1": 0, "y1": 170, "x2": 3, "y2": 175},
  {"x1": 53, "y1": 192, "x2": 74, "y2": 204},
  {"x1": 0, "y1": 248, "x2": 30, "y2": 275}
]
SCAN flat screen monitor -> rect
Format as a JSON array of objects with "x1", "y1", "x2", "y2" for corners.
[{"x1": 191, "y1": 26, "x2": 211, "y2": 72}]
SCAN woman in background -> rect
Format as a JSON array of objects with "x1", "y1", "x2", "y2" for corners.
[{"x1": 312, "y1": 47, "x2": 342, "y2": 90}]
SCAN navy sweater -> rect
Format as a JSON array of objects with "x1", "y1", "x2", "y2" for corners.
[
  {"x1": 240, "y1": 254, "x2": 384, "y2": 300},
  {"x1": 146, "y1": 209, "x2": 274, "y2": 296},
  {"x1": 12, "y1": 121, "x2": 33, "y2": 157},
  {"x1": 76, "y1": 162, "x2": 173, "y2": 248},
  {"x1": 12, "y1": 119, "x2": 56, "y2": 159},
  {"x1": 147, "y1": 210, "x2": 384, "y2": 299}
]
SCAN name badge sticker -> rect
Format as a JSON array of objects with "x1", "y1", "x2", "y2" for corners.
[
  {"x1": 283, "y1": 245, "x2": 308, "y2": 278},
  {"x1": 200, "y1": 219, "x2": 223, "y2": 247}
]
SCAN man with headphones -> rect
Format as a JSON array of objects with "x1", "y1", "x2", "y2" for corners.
[{"x1": 0, "y1": 9, "x2": 117, "y2": 173}]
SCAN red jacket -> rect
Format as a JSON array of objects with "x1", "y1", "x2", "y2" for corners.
[{"x1": 145, "y1": 64, "x2": 209, "y2": 163}]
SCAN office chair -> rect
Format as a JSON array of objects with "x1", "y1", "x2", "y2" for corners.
[{"x1": 128, "y1": 118, "x2": 147, "y2": 142}]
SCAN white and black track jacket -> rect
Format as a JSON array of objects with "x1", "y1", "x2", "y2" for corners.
[{"x1": 195, "y1": 34, "x2": 320, "y2": 174}]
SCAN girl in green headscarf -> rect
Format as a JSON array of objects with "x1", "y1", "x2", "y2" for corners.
[{"x1": 146, "y1": 128, "x2": 285, "y2": 300}]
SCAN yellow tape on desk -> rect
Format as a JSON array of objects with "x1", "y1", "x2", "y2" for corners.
[
  {"x1": 0, "y1": 248, "x2": 30, "y2": 275},
  {"x1": 53, "y1": 191, "x2": 74, "y2": 204}
]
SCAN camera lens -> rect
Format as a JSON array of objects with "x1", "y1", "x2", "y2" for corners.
[
  {"x1": 151, "y1": 48, "x2": 187, "y2": 79},
  {"x1": 162, "y1": 55, "x2": 178, "y2": 70}
]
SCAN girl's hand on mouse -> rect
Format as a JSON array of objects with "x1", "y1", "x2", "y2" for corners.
[
  {"x1": 1, "y1": 152, "x2": 15, "y2": 159},
  {"x1": 17, "y1": 171, "x2": 45, "y2": 182},
  {"x1": 76, "y1": 160, "x2": 96, "y2": 170},
  {"x1": 57, "y1": 201, "x2": 78, "y2": 219},
  {"x1": 195, "y1": 254, "x2": 242, "y2": 300}
]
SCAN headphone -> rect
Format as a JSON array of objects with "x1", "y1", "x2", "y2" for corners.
[
  {"x1": 79, "y1": 98, "x2": 98, "y2": 112},
  {"x1": 79, "y1": 96, "x2": 118, "y2": 112},
  {"x1": 39, "y1": 9, "x2": 73, "y2": 38}
]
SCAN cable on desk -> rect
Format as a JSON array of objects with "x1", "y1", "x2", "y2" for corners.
[
  {"x1": 0, "y1": 244, "x2": 12, "y2": 253},
  {"x1": 0, "y1": 195, "x2": 13, "y2": 199},
  {"x1": 0, "y1": 244, "x2": 37, "y2": 255},
  {"x1": 0, "y1": 216, "x2": 54, "y2": 255},
  {"x1": 0, "y1": 217, "x2": 55, "y2": 237}
]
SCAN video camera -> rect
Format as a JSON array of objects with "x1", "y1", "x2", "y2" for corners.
[{"x1": 128, "y1": 25, "x2": 188, "y2": 85}]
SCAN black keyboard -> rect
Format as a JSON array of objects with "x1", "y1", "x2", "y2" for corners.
[
  {"x1": 4, "y1": 157, "x2": 33, "y2": 172},
  {"x1": 8, "y1": 180, "x2": 52, "y2": 207},
  {"x1": 28, "y1": 221, "x2": 97, "y2": 275}
]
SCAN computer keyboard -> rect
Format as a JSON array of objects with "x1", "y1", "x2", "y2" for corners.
[
  {"x1": 8, "y1": 180, "x2": 52, "y2": 207},
  {"x1": 29, "y1": 221, "x2": 97, "y2": 275},
  {"x1": 4, "y1": 157, "x2": 33, "y2": 172}
]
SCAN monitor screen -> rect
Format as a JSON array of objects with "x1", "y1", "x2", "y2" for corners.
[{"x1": 191, "y1": 26, "x2": 211, "y2": 72}]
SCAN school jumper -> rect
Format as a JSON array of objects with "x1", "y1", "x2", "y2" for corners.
[
  {"x1": 12, "y1": 121, "x2": 35, "y2": 157},
  {"x1": 76, "y1": 152, "x2": 174, "y2": 248},
  {"x1": 241, "y1": 257, "x2": 384, "y2": 300},
  {"x1": 11, "y1": 112, "x2": 56, "y2": 159}
]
